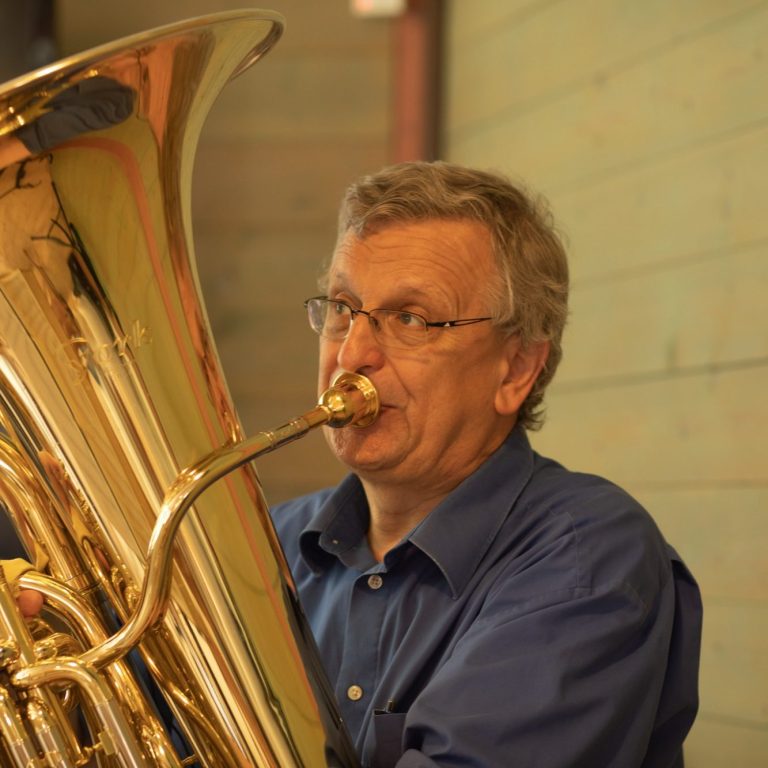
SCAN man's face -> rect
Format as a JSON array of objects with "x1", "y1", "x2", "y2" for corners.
[{"x1": 318, "y1": 218, "x2": 521, "y2": 495}]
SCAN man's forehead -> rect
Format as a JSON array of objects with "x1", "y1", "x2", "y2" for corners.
[
  {"x1": 327, "y1": 220, "x2": 496, "y2": 310},
  {"x1": 331, "y1": 219, "x2": 492, "y2": 265}
]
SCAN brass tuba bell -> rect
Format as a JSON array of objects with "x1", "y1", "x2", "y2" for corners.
[{"x1": 0, "y1": 11, "x2": 377, "y2": 767}]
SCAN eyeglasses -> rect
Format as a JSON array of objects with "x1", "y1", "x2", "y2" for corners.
[{"x1": 304, "y1": 296, "x2": 493, "y2": 349}]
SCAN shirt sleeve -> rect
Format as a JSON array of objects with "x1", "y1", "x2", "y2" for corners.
[{"x1": 393, "y1": 575, "x2": 677, "y2": 768}]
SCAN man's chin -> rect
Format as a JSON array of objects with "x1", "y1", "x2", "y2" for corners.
[{"x1": 324, "y1": 427, "x2": 400, "y2": 476}]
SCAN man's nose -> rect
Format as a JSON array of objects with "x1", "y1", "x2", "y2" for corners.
[{"x1": 336, "y1": 312, "x2": 385, "y2": 372}]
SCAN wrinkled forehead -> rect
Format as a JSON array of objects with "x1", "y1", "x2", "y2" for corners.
[{"x1": 326, "y1": 218, "x2": 495, "y2": 282}]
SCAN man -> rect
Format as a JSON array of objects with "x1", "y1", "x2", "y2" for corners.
[
  {"x1": 271, "y1": 160, "x2": 702, "y2": 767},
  {"x1": 6, "y1": 160, "x2": 701, "y2": 767}
]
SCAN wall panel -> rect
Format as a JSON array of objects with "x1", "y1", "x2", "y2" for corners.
[
  {"x1": 446, "y1": 0, "x2": 764, "y2": 149},
  {"x1": 561, "y1": 240, "x2": 768, "y2": 383},
  {"x1": 533, "y1": 366, "x2": 767, "y2": 487},
  {"x1": 685, "y1": 717, "x2": 768, "y2": 768},
  {"x1": 557, "y1": 125, "x2": 768, "y2": 281}
]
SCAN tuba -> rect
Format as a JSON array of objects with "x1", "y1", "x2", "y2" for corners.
[{"x1": 0, "y1": 11, "x2": 377, "y2": 767}]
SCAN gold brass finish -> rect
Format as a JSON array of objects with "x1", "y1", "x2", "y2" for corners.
[{"x1": 0, "y1": 11, "x2": 377, "y2": 767}]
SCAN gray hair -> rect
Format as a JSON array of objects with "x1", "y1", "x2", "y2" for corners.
[{"x1": 330, "y1": 160, "x2": 569, "y2": 431}]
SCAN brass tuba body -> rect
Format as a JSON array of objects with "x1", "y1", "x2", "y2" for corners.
[{"x1": 0, "y1": 11, "x2": 374, "y2": 767}]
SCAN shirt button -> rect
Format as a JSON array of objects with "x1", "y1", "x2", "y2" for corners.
[
  {"x1": 367, "y1": 574, "x2": 383, "y2": 590},
  {"x1": 347, "y1": 685, "x2": 364, "y2": 702}
]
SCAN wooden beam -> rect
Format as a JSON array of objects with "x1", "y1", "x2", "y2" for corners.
[{"x1": 391, "y1": 0, "x2": 442, "y2": 162}]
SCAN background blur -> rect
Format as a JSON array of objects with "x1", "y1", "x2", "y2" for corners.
[{"x1": 1, "y1": 1, "x2": 766, "y2": 765}]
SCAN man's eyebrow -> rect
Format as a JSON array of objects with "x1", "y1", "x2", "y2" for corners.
[
  {"x1": 327, "y1": 265, "x2": 437, "y2": 304},
  {"x1": 338, "y1": 288, "x2": 435, "y2": 307}
]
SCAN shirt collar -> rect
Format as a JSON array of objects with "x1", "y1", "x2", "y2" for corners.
[
  {"x1": 408, "y1": 427, "x2": 533, "y2": 597},
  {"x1": 298, "y1": 428, "x2": 534, "y2": 596},
  {"x1": 299, "y1": 474, "x2": 371, "y2": 573}
]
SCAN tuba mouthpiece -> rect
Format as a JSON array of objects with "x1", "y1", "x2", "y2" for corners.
[{"x1": 320, "y1": 372, "x2": 380, "y2": 428}]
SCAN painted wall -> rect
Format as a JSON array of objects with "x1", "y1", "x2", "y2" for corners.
[
  {"x1": 56, "y1": 0, "x2": 393, "y2": 502},
  {"x1": 443, "y1": 1, "x2": 768, "y2": 764}
]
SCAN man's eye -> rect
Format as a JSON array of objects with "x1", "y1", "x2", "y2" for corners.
[
  {"x1": 331, "y1": 302, "x2": 347, "y2": 316},
  {"x1": 396, "y1": 312, "x2": 421, "y2": 327}
]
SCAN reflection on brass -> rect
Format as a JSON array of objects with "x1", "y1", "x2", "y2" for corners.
[{"x1": 0, "y1": 11, "x2": 377, "y2": 767}]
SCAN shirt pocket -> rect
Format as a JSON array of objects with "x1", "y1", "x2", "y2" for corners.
[{"x1": 371, "y1": 710, "x2": 406, "y2": 768}]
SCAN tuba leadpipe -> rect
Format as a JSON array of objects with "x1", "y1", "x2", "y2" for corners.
[{"x1": 0, "y1": 11, "x2": 375, "y2": 767}]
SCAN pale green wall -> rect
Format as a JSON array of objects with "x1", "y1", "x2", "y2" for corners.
[{"x1": 443, "y1": 1, "x2": 768, "y2": 764}]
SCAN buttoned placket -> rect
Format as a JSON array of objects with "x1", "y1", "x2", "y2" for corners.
[{"x1": 335, "y1": 566, "x2": 390, "y2": 738}]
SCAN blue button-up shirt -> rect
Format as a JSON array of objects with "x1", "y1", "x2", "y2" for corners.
[{"x1": 272, "y1": 428, "x2": 701, "y2": 768}]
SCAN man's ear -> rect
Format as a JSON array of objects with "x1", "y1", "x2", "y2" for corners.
[{"x1": 495, "y1": 337, "x2": 549, "y2": 416}]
